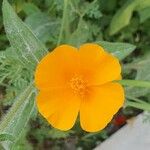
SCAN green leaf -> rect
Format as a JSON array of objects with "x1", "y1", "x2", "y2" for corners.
[
  {"x1": 96, "y1": 41, "x2": 136, "y2": 60},
  {"x1": 0, "y1": 134, "x2": 15, "y2": 142},
  {"x1": 126, "y1": 100, "x2": 150, "y2": 111},
  {"x1": 2, "y1": 0, "x2": 48, "y2": 68},
  {"x1": 135, "y1": 0, "x2": 150, "y2": 11},
  {"x1": 138, "y1": 7, "x2": 150, "y2": 23},
  {"x1": 25, "y1": 12, "x2": 60, "y2": 43},
  {"x1": 68, "y1": 19, "x2": 90, "y2": 47},
  {"x1": 11, "y1": 128, "x2": 33, "y2": 150},
  {"x1": 82, "y1": 130, "x2": 108, "y2": 140},
  {"x1": 126, "y1": 52, "x2": 150, "y2": 97},
  {"x1": 48, "y1": 129, "x2": 74, "y2": 139},
  {"x1": 109, "y1": 0, "x2": 150, "y2": 35},
  {"x1": 109, "y1": 0, "x2": 136, "y2": 35},
  {"x1": 23, "y1": 3, "x2": 40, "y2": 16},
  {"x1": 83, "y1": 0, "x2": 102, "y2": 19},
  {"x1": 0, "y1": 83, "x2": 36, "y2": 149}
]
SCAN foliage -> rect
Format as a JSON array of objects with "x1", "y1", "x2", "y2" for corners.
[
  {"x1": 0, "y1": 0, "x2": 150, "y2": 149},
  {"x1": 109, "y1": 0, "x2": 150, "y2": 35}
]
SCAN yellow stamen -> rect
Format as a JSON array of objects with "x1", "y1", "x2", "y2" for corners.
[{"x1": 69, "y1": 75, "x2": 87, "y2": 97}]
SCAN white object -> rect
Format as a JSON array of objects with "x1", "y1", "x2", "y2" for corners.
[{"x1": 95, "y1": 113, "x2": 150, "y2": 150}]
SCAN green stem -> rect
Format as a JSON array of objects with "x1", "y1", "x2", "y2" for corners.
[
  {"x1": 0, "y1": 82, "x2": 35, "y2": 131},
  {"x1": 57, "y1": 0, "x2": 68, "y2": 46},
  {"x1": 126, "y1": 101, "x2": 150, "y2": 111},
  {"x1": 118, "y1": 79, "x2": 150, "y2": 88},
  {"x1": 126, "y1": 96, "x2": 146, "y2": 104}
]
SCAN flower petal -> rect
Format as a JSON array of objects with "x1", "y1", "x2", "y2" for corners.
[
  {"x1": 35, "y1": 45, "x2": 79, "y2": 90},
  {"x1": 37, "y1": 88, "x2": 81, "y2": 131},
  {"x1": 80, "y1": 82, "x2": 124, "y2": 132},
  {"x1": 79, "y1": 43, "x2": 121, "y2": 85}
]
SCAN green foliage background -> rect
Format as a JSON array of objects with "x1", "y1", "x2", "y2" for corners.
[{"x1": 0, "y1": 0, "x2": 150, "y2": 149}]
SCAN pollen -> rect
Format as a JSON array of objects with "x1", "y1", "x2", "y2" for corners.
[{"x1": 69, "y1": 75, "x2": 87, "y2": 97}]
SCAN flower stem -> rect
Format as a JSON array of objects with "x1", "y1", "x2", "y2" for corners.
[
  {"x1": 118, "y1": 79, "x2": 150, "y2": 88},
  {"x1": 57, "y1": 0, "x2": 68, "y2": 46},
  {"x1": 125, "y1": 101, "x2": 150, "y2": 111}
]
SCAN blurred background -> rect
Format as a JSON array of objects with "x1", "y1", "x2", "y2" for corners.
[{"x1": 0, "y1": 0, "x2": 150, "y2": 149}]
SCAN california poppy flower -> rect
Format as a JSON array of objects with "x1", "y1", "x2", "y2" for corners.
[{"x1": 35, "y1": 43, "x2": 124, "y2": 132}]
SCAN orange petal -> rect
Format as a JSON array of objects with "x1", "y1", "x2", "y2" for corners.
[
  {"x1": 35, "y1": 45, "x2": 79, "y2": 90},
  {"x1": 79, "y1": 43, "x2": 121, "y2": 85},
  {"x1": 116, "y1": 74, "x2": 122, "y2": 80},
  {"x1": 80, "y1": 82, "x2": 124, "y2": 132},
  {"x1": 37, "y1": 88, "x2": 81, "y2": 131}
]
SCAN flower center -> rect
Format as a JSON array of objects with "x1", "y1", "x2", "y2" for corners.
[{"x1": 69, "y1": 75, "x2": 87, "y2": 97}]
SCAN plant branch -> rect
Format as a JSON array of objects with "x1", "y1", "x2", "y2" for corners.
[
  {"x1": 57, "y1": 0, "x2": 68, "y2": 46},
  {"x1": 118, "y1": 79, "x2": 150, "y2": 88}
]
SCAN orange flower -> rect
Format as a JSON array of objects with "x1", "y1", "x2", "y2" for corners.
[{"x1": 35, "y1": 43, "x2": 124, "y2": 132}]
